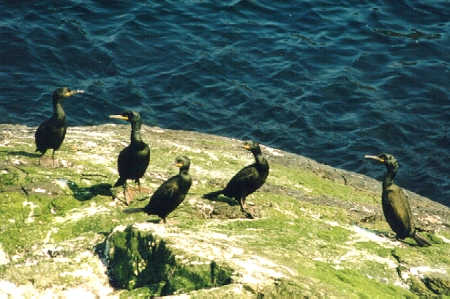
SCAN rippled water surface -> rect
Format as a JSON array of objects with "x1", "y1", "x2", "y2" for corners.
[{"x1": 1, "y1": 1, "x2": 449, "y2": 206}]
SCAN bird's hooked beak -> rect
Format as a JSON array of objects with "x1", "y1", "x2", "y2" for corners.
[
  {"x1": 243, "y1": 144, "x2": 251, "y2": 150},
  {"x1": 109, "y1": 115, "x2": 129, "y2": 121},
  {"x1": 65, "y1": 89, "x2": 85, "y2": 97},
  {"x1": 175, "y1": 162, "x2": 183, "y2": 168},
  {"x1": 364, "y1": 155, "x2": 385, "y2": 163}
]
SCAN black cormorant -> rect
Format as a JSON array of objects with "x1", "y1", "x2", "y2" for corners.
[
  {"x1": 141, "y1": 156, "x2": 192, "y2": 223},
  {"x1": 203, "y1": 140, "x2": 269, "y2": 218},
  {"x1": 110, "y1": 111, "x2": 150, "y2": 205},
  {"x1": 365, "y1": 153, "x2": 430, "y2": 246},
  {"x1": 35, "y1": 87, "x2": 84, "y2": 166}
]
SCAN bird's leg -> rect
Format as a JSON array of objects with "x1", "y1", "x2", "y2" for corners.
[
  {"x1": 238, "y1": 197, "x2": 247, "y2": 212},
  {"x1": 137, "y1": 179, "x2": 142, "y2": 193},
  {"x1": 123, "y1": 182, "x2": 128, "y2": 205},
  {"x1": 161, "y1": 217, "x2": 167, "y2": 224},
  {"x1": 125, "y1": 184, "x2": 135, "y2": 206},
  {"x1": 37, "y1": 151, "x2": 47, "y2": 166},
  {"x1": 126, "y1": 190, "x2": 134, "y2": 205},
  {"x1": 238, "y1": 197, "x2": 254, "y2": 219},
  {"x1": 52, "y1": 150, "x2": 56, "y2": 168},
  {"x1": 134, "y1": 180, "x2": 151, "y2": 196}
]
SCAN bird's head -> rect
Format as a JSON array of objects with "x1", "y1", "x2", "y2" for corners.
[
  {"x1": 175, "y1": 156, "x2": 190, "y2": 171},
  {"x1": 243, "y1": 140, "x2": 261, "y2": 154},
  {"x1": 109, "y1": 111, "x2": 141, "y2": 123},
  {"x1": 53, "y1": 87, "x2": 84, "y2": 101},
  {"x1": 365, "y1": 153, "x2": 399, "y2": 172}
]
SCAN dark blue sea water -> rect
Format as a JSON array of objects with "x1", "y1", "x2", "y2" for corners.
[{"x1": 0, "y1": 1, "x2": 449, "y2": 206}]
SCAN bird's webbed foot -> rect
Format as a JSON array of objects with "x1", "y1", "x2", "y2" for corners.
[
  {"x1": 239, "y1": 198, "x2": 254, "y2": 219},
  {"x1": 111, "y1": 185, "x2": 134, "y2": 206},
  {"x1": 244, "y1": 210, "x2": 254, "y2": 219},
  {"x1": 37, "y1": 155, "x2": 54, "y2": 168},
  {"x1": 112, "y1": 194, "x2": 128, "y2": 206},
  {"x1": 125, "y1": 188, "x2": 135, "y2": 206}
]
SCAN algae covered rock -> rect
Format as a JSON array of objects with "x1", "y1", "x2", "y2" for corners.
[
  {"x1": 103, "y1": 224, "x2": 233, "y2": 295},
  {"x1": 423, "y1": 274, "x2": 450, "y2": 296}
]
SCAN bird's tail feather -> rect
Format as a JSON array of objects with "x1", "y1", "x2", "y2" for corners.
[
  {"x1": 413, "y1": 231, "x2": 432, "y2": 247},
  {"x1": 202, "y1": 190, "x2": 223, "y2": 199},
  {"x1": 123, "y1": 207, "x2": 146, "y2": 214}
]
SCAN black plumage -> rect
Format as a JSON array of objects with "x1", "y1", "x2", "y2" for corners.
[
  {"x1": 110, "y1": 111, "x2": 150, "y2": 205},
  {"x1": 35, "y1": 87, "x2": 84, "y2": 166},
  {"x1": 203, "y1": 140, "x2": 269, "y2": 218},
  {"x1": 365, "y1": 153, "x2": 430, "y2": 246},
  {"x1": 143, "y1": 156, "x2": 192, "y2": 223}
]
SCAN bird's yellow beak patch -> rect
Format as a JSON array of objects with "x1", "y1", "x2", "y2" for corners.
[
  {"x1": 364, "y1": 155, "x2": 384, "y2": 163},
  {"x1": 176, "y1": 162, "x2": 183, "y2": 168},
  {"x1": 109, "y1": 115, "x2": 129, "y2": 121},
  {"x1": 64, "y1": 90, "x2": 85, "y2": 97}
]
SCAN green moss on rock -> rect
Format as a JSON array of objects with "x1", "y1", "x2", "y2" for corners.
[
  {"x1": 104, "y1": 225, "x2": 233, "y2": 295},
  {"x1": 422, "y1": 274, "x2": 450, "y2": 296}
]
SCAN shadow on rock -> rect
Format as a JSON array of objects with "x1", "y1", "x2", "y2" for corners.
[
  {"x1": 146, "y1": 218, "x2": 163, "y2": 224},
  {"x1": 202, "y1": 194, "x2": 239, "y2": 207},
  {"x1": 68, "y1": 181, "x2": 112, "y2": 201},
  {"x1": 1, "y1": 150, "x2": 41, "y2": 158}
]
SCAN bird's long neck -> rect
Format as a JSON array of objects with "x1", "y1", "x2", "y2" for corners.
[
  {"x1": 179, "y1": 167, "x2": 190, "y2": 177},
  {"x1": 253, "y1": 151, "x2": 268, "y2": 171},
  {"x1": 130, "y1": 121, "x2": 142, "y2": 145},
  {"x1": 179, "y1": 167, "x2": 192, "y2": 190},
  {"x1": 383, "y1": 166, "x2": 397, "y2": 188},
  {"x1": 52, "y1": 99, "x2": 65, "y2": 122}
]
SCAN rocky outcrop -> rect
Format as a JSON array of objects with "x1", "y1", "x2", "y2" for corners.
[
  {"x1": 0, "y1": 124, "x2": 448, "y2": 297},
  {"x1": 102, "y1": 224, "x2": 232, "y2": 295}
]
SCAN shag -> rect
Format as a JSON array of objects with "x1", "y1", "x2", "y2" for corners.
[
  {"x1": 35, "y1": 87, "x2": 84, "y2": 166},
  {"x1": 110, "y1": 111, "x2": 150, "y2": 205},
  {"x1": 365, "y1": 153, "x2": 430, "y2": 246},
  {"x1": 143, "y1": 156, "x2": 192, "y2": 223},
  {"x1": 203, "y1": 140, "x2": 269, "y2": 218}
]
